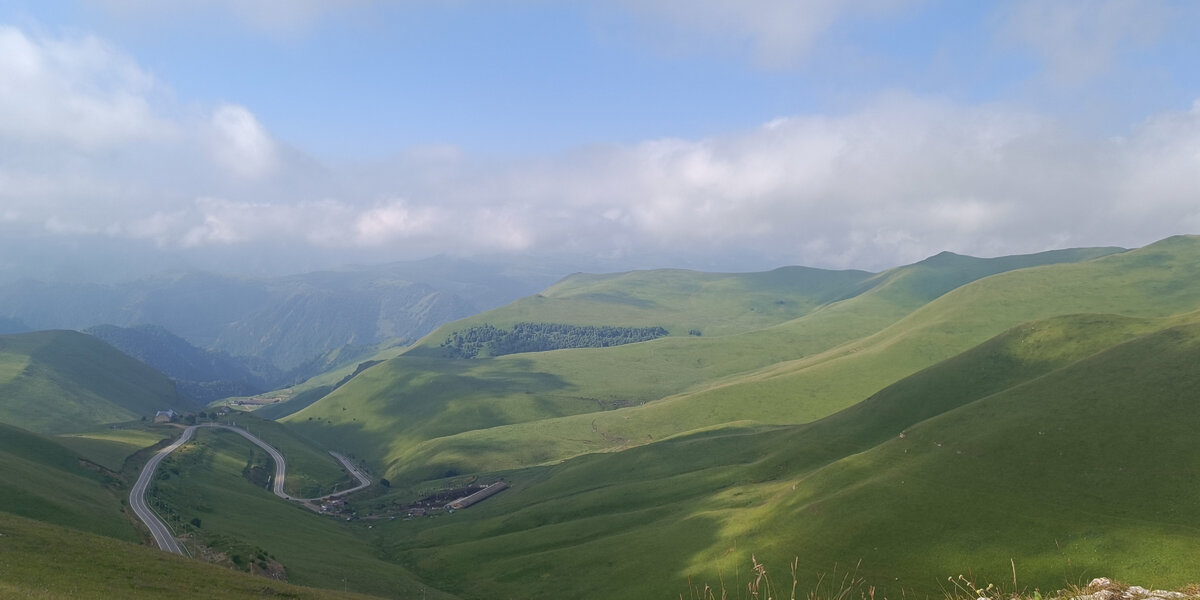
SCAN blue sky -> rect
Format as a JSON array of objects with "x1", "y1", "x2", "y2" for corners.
[{"x1": 2, "y1": 1, "x2": 1200, "y2": 280}]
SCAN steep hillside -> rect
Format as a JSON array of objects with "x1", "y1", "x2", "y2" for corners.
[
  {"x1": 408, "y1": 236, "x2": 1198, "y2": 482},
  {"x1": 86, "y1": 324, "x2": 271, "y2": 402},
  {"x1": 283, "y1": 245, "x2": 1122, "y2": 480},
  {"x1": 0, "y1": 330, "x2": 189, "y2": 434},
  {"x1": 371, "y1": 311, "x2": 1200, "y2": 600},
  {"x1": 0, "y1": 421, "x2": 137, "y2": 541}
]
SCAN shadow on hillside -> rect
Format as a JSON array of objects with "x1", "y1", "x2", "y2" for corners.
[{"x1": 378, "y1": 481, "x2": 734, "y2": 600}]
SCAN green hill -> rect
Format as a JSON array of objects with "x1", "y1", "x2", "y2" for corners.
[
  {"x1": 263, "y1": 236, "x2": 1200, "y2": 599},
  {"x1": 368, "y1": 310, "x2": 1200, "y2": 599},
  {"x1": 0, "y1": 421, "x2": 137, "y2": 541},
  {"x1": 281, "y1": 245, "x2": 1121, "y2": 482},
  {"x1": 0, "y1": 330, "x2": 190, "y2": 434}
]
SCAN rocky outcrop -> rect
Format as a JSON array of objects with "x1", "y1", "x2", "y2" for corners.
[{"x1": 1073, "y1": 578, "x2": 1198, "y2": 600}]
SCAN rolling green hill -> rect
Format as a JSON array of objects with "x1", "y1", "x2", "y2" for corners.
[
  {"x1": 368, "y1": 310, "x2": 1200, "y2": 599},
  {"x1": 9, "y1": 238, "x2": 1198, "y2": 600},
  {"x1": 282, "y1": 245, "x2": 1122, "y2": 482},
  {"x1": 261, "y1": 237, "x2": 1200, "y2": 599},
  {"x1": 0, "y1": 330, "x2": 190, "y2": 434}
]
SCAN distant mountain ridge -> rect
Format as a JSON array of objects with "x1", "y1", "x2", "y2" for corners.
[
  {"x1": 84, "y1": 324, "x2": 273, "y2": 403},
  {"x1": 0, "y1": 256, "x2": 563, "y2": 371}
]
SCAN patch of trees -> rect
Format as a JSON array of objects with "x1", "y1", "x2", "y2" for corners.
[{"x1": 440, "y1": 322, "x2": 670, "y2": 358}]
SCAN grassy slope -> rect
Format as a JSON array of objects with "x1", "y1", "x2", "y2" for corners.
[
  {"x1": 150, "y1": 427, "x2": 456, "y2": 599},
  {"x1": 0, "y1": 422, "x2": 137, "y2": 541},
  {"x1": 55, "y1": 427, "x2": 171, "y2": 471},
  {"x1": 664, "y1": 236, "x2": 1200, "y2": 423},
  {"x1": 0, "y1": 511, "x2": 388, "y2": 600},
  {"x1": 251, "y1": 344, "x2": 407, "y2": 420},
  {"x1": 373, "y1": 311, "x2": 1200, "y2": 600},
  {"x1": 284, "y1": 247, "x2": 1118, "y2": 482},
  {"x1": 0, "y1": 330, "x2": 187, "y2": 434}
]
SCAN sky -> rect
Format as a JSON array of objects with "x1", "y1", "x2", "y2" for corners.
[{"x1": 1, "y1": 0, "x2": 1200, "y2": 281}]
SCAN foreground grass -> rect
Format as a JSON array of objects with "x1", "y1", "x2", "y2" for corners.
[
  {"x1": 681, "y1": 558, "x2": 1200, "y2": 600},
  {"x1": 0, "y1": 511, "x2": 386, "y2": 599}
]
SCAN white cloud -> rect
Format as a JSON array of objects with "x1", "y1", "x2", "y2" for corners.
[
  {"x1": 208, "y1": 104, "x2": 279, "y2": 180},
  {"x1": 5, "y1": 23, "x2": 1200, "y2": 276},
  {"x1": 0, "y1": 25, "x2": 172, "y2": 147},
  {"x1": 354, "y1": 201, "x2": 441, "y2": 245},
  {"x1": 24, "y1": 90, "x2": 1200, "y2": 273}
]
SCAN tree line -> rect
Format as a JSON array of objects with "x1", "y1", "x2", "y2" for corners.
[{"x1": 440, "y1": 322, "x2": 669, "y2": 358}]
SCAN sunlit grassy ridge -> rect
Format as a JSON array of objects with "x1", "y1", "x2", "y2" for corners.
[
  {"x1": 371, "y1": 310, "x2": 1200, "y2": 600},
  {"x1": 0, "y1": 330, "x2": 187, "y2": 434},
  {"x1": 284, "y1": 246, "x2": 1118, "y2": 481},
  {"x1": 55, "y1": 427, "x2": 170, "y2": 471}
]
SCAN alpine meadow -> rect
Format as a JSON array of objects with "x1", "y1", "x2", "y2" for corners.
[{"x1": 3, "y1": 2, "x2": 1200, "y2": 599}]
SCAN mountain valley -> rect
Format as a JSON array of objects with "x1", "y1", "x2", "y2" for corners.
[{"x1": 2, "y1": 237, "x2": 1200, "y2": 599}]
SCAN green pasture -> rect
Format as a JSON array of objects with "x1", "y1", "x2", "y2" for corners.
[
  {"x1": 285, "y1": 245, "x2": 1121, "y2": 482},
  {"x1": 370, "y1": 311, "x2": 1200, "y2": 599}
]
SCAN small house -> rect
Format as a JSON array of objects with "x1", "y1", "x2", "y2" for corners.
[{"x1": 153, "y1": 409, "x2": 178, "y2": 423}]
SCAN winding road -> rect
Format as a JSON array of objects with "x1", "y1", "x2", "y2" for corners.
[{"x1": 129, "y1": 423, "x2": 372, "y2": 555}]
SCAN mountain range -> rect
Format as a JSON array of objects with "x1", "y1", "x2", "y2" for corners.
[
  {"x1": 0, "y1": 256, "x2": 563, "y2": 372},
  {"x1": 2, "y1": 236, "x2": 1200, "y2": 599}
]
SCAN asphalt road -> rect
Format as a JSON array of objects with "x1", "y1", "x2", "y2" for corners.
[
  {"x1": 322, "y1": 451, "x2": 372, "y2": 499},
  {"x1": 128, "y1": 426, "x2": 197, "y2": 556},
  {"x1": 129, "y1": 422, "x2": 373, "y2": 554}
]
